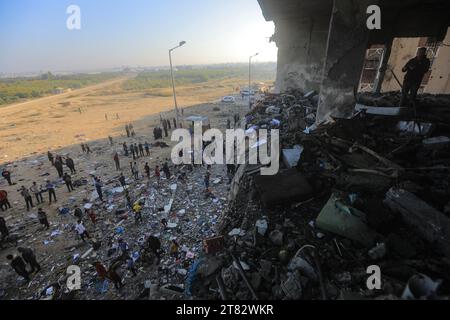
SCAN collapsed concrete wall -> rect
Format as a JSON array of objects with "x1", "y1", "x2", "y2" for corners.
[{"x1": 273, "y1": 17, "x2": 330, "y2": 93}]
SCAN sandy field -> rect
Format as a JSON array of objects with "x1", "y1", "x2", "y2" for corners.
[
  {"x1": 0, "y1": 75, "x2": 250, "y2": 164},
  {"x1": 0, "y1": 76, "x2": 254, "y2": 299}
]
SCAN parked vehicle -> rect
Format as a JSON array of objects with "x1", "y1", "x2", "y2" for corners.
[{"x1": 221, "y1": 96, "x2": 235, "y2": 103}]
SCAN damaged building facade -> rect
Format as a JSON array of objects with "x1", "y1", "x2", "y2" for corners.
[{"x1": 258, "y1": 0, "x2": 450, "y2": 122}]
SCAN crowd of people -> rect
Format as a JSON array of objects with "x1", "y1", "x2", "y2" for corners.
[{"x1": 1, "y1": 113, "x2": 238, "y2": 296}]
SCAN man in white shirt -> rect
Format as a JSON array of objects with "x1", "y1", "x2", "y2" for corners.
[{"x1": 75, "y1": 220, "x2": 90, "y2": 242}]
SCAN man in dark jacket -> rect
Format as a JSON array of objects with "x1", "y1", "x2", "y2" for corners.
[
  {"x1": 54, "y1": 158, "x2": 64, "y2": 178},
  {"x1": 65, "y1": 156, "x2": 76, "y2": 174},
  {"x1": 400, "y1": 47, "x2": 430, "y2": 107},
  {"x1": 63, "y1": 173, "x2": 74, "y2": 192},
  {"x1": 2, "y1": 169, "x2": 12, "y2": 185},
  {"x1": 47, "y1": 151, "x2": 54, "y2": 165},
  {"x1": 7, "y1": 254, "x2": 30, "y2": 281},
  {"x1": 18, "y1": 247, "x2": 41, "y2": 273}
]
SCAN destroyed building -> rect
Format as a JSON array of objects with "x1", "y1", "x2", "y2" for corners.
[{"x1": 191, "y1": 0, "x2": 450, "y2": 300}]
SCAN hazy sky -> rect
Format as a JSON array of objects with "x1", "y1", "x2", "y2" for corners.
[{"x1": 0, "y1": 0, "x2": 278, "y2": 74}]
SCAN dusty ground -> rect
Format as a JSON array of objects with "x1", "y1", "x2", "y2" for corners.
[
  {"x1": 0, "y1": 77, "x2": 251, "y2": 299},
  {"x1": 0, "y1": 76, "x2": 250, "y2": 164}
]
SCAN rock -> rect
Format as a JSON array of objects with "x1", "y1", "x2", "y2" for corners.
[
  {"x1": 269, "y1": 230, "x2": 283, "y2": 246},
  {"x1": 281, "y1": 271, "x2": 302, "y2": 299},
  {"x1": 316, "y1": 193, "x2": 378, "y2": 247},
  {"x1": 255, "y1": 219, "x2": 268, "y2": 236},
  {"x1": 282, "y1": 145, "x2": 304, "y2": 168},
  {"x1": 254, "y1": 169, "x2": 313, "y2": 207},
  {"x1": 368, "y1": 242, "x2": 387, "y2": 260}
]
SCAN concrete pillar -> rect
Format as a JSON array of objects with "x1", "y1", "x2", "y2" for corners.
[
  {"x1": 316, "y1": 0, "x2": 374, "y2": 123},
  {"x1": 273, "y1": 16, "x2": 330, "y2": 93},
  {"x1": 373, "y1": 39, "x2": 393, "y2": 94}
]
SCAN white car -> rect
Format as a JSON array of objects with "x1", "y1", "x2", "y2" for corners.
[
  {"x1": 240, "y1": 89, "x2": 255, "y2": 96},
  {"x1": 221, "y1": 96, "x2": 235, "y2": 103}
]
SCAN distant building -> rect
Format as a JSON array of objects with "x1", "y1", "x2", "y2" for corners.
[{"x1": 53, "y1": 87, "x2": 65, "y2": 94}]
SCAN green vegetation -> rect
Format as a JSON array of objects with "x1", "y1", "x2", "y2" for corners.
[
  {"x1": 123, "y1": 63, "x2": 276, "y2": 91},
  {"x1": 0, "y1": 72, "x2": 120, "y2": 105}
]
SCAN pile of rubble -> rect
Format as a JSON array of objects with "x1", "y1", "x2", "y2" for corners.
[
  {"x1": 190, "y1": 90, "x2": 450, "y2": 300},
  {"x1": 1, "y1": 135, "x2": 231, "y2": 300}
]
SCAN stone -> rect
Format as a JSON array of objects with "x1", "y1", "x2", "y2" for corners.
[
  {"x1": 254, "y1": 169, "x2": 314, "y2": 207},
  {"x1": 269, "y1": 230, "x2": 284, "y2": 246},
  {"x1": 282, "y1": 145, "x2": 304, "y2": 168},
  {"x1": 281, "y1": 271, "x2": 302, "y2": 299},
  {"x1": 316, "y1": 193, "x2": 378, "y2": 247},
  {"x1": 385, "y1": 188, "x2": 450, "y2": 258}
]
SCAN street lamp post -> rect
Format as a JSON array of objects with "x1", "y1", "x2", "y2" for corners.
[
  {"x1": 169, "y1": 41, "x2": 186, "y2": 127},
  {"x1": 248, "y1": 53, "x2": 259, "y2": 109}
]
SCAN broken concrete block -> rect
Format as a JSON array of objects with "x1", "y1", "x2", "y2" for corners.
[
  {"x1": 265, "y1": 106, "x2": 281, "y2": 114},
  {"x1": 397, "y1": 121, "x2": 433, "y2": 135},
  {"x1": 368, "y1": 243, "x2": 387, "y2": 260},
  {"x1": 282, "y1": 145, "x2": 304, "y2": 169},
  {"x1": 422, "y1": 136, "x2": 450, "y2": 149},
  {"x1": 269, "y1": 230, "x2": 283, "y2": 246},
  {"x1": 355, "y1": 104, "x2": 408, "y2": 116},
  {"x1": 385, "y1": 188, "x2": 450, "y2": 258},
  {"x1": 281, "y1": 270, "x2": 302, "y2": 300},
  {"x1": 254, "y1": 169, "x2": 313, "y2": 207},
  {"x1": 315, "y1": 193, "x2": 377, "y2": 247},
  {"x1": 255, "y1": 219, "x2": 268, "y2": 236},
  {"x1": 203, "y1": 236, "x2": 224, "y2": 254}
]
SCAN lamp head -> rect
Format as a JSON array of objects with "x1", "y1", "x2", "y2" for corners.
[{"x1": 180, "y1": 41, "x2": 186, "y2": 47}]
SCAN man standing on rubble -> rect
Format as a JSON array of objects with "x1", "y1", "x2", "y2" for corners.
[
  {"x1": 46, "y1": 180, "x2": 57, "y2": 204},
  {"x1": 2, "y1": 168, "x2": 13, "y2": 186},
  {"x1": 94, "y1": 177, "x2": 104, "y2": 202},
  {"x1": 144, "y1": 163, "x2": 150, "y2": 179},
  {"x1": 125, "y1": 125, "x2": 130, "y2": 138},
  {"x1": 54, "y1": 157, "x2": 64, "y2": 178},
  {"x1": 123, "y1": 142, "x2": 129, "y2": 157},
  {"x1": 20, "y1": 186, "x2": 34, "y2": 211},
  {"x1": 119, "y1": 173, "x2": 126, "y2": 187},
  {"x1": 7, "y1": 254, "x2": 30, "y2": 282},
  {"x1": 30, "y1": 182, "x2": 43, "y2": 205},
  {"x1": 0, "y1": 216, "x2": 9, "y2": 242},
  {"x1": 133, "y1": 201, "x2": 143, "y2": 224},
  {"x1": 146, "y1": 235, "x2": 162, "y2": 265},
  {"x1": 155, "y1": 165, "x2": 161, "y2": 183},
  {"x1": 37, "y1": 208, "x2": 50, "y2": 230},
  {"x1": 75, "y1": 220, "x2": 90, "y2": 242},
  {"x1": 138, "y1": 143, "x2": 145, "y2": 157},
  {"x1": 74, "y1": 205, "x2": 83, "y2": 221},
  {"x1": 163, "y1": 119, "x2": 168, "y2": 138},
  {"x1": 134, "y1": 143, "x2": 139, "y2": 158},
  {"x1": 47, "y1": 151, "x2": 54, "y2": 165},
  {"x1": 144, "y1": 142, "x2": 150, "y2": 156},
  {"x1": 114, "y1": 152, "x2": 121, "y2": 171},
  {"x1": 63, "y1": 173, "x2": 74, "y2": 192},
  {"x1": 162, "y1": 161, "x2": 171, "y2": 179},
  {"x1": 65, "y1": 156, "x2": 76, "y2": 174},
  {"x1": 130, "y1": 144, "x2": 136, "y2": 160},
  {"x1": 204, "y1": 170, "x2": 210, "y2": 192},
  {"x1": 0, "y1": 190, "x2": 12, "y2": 211},
  {"x1": 400, "y1": 47, "x2": 430, "y2": 107},
  {"x1": 18, "y1": 247, "x2": 41, "y2": 273},
  {"x1": 132, "y1": 162, "x2": 139, "y2": 180}
]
